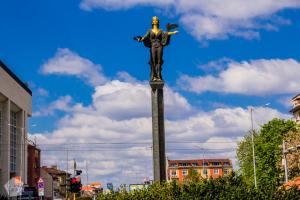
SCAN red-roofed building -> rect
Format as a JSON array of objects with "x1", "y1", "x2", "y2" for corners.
[
  {"x1": 168, "y1": 159, "x2": 233, "y2": 183},
  {"x1": 283, "y1": 176, "x2": 300, "y2": 190}
]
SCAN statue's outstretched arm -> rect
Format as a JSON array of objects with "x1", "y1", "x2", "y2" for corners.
[
  {"x1": 167, "y1": 31, "x2": 179, "y2": 36},
  {"x1": 140, "y1": 30, "x2": 150, "y2": 41},
  {"x1": 133, "y1": 31, "x2": 150, "y2": 42}
]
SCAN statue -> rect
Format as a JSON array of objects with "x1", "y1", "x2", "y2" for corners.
[{"x1": 134, "y1": 16, "x2": 178, "y2": 81}]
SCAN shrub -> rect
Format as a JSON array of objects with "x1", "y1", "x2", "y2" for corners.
[{"x1": 97, "y1": 173, "x2": 300, "y2": 200}]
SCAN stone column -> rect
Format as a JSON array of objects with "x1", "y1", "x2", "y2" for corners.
[
  {"x1": 150, "y1": 80, "x2": 166, "y2": 182},
  {"x1": 0, "y1": 99, "x2": 10, "y2": 196},
  {"x1": 24, "y1": 112, "x2": 28, "y2": 184},
  {"x1": 16, "y1": 110, "x2": 26, "y2": 183}
]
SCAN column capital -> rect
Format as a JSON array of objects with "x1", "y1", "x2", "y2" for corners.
[{"x1": 149, "y1": 80, "x2": 165, "y2": 89}]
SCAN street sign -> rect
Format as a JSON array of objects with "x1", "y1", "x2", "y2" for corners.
[{"x1": 38, "y1": 177, "x2": 44, "y2": 196}]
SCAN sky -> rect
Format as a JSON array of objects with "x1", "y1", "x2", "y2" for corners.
[{"x1": 1, "y1": 0, "x2": 300, "y2": 188}]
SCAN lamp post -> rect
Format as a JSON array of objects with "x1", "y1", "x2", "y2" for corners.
[{"x1": 249, "y1": 103, "x2": 271, "y2": 188}]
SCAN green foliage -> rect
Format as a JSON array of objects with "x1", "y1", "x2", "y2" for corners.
[
  {"x1": 97, "y1": 173, "x2": 300, "y2": 200},
  {"x1": 237, "y1": 130, "x2": 258, "y2": 186},
  {"x1": 237, "y1": 118, "x2": 297, "y2": 189},
  {"x1": 184, "y1": 168, "x2": 201, "y2": 183}
]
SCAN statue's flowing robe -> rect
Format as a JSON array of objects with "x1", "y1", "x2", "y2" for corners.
[{"x1": 142, "y1": 29, "x2": 170, "y2": 48}]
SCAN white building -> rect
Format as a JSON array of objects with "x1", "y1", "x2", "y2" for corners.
[
  {"x1": 0, "y1": 60, "x2": 32, "y2": 196},
  {"x1": 290, "y1": 94, "x2": 300, "y2": 124}
]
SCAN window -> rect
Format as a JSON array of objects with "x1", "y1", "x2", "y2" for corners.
[
  {"x1": 214, "y1": 169, "x2": 219, "y2": 175},
  {"x1": 10, "y1": 111, "x2": 17, "y2": 172},
  {"x1": 212, "y1": 162, "x2": 220, "y2": 166},
  {"x1": 224, "y1": 169, "x2": 229, "y2": 175},
  {"x1": 179, "y1": 163, "x2": 187, "y2": 167},
  {"x1": 203, "y1": 162, "x2": 208, "y2": 166},
  {"x1": 35, "y1": 150, "x2": 39, "y2": 157},
  {"x1": 203, "y1": 169, "x2": 208, "y2": 175},
  {"x1": 192, "y1": 163, "x2": 198, "y2": 166},
  {"x1": 223, "y1": 162, "x2": 230, "y2": 166},
  {"x1": 170, "y1": 163, "x2": 177, "y2": 167},
  {"x1": 182, "y1": 169, "x2": 188, "y2": 176},
  {"x1": 171, "y1": 170, "x2": 177, "y2": 176}
]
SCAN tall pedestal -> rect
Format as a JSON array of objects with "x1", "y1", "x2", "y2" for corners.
[{"x1": 150, "y1": 80, "x2": 166, "y2": 182}]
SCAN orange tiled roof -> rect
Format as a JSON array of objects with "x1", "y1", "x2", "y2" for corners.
[
  {"x1": 82, "y1": 186, "x2": 94, "y2": 191},
  {"x1": 284, "y1": 176, "x2": 300, "y2": 190},
  {"x1": 90, "y1": 182, "x2": 102, "y2": 187}
]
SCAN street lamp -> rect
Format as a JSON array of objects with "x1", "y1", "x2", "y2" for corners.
[{"x1": 249, "y1": 103, "x2": 270, "y2": 188}]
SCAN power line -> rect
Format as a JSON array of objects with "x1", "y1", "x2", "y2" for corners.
[
  {"x1": 0, "y1": 141, "x2": 240, "y2": 145},
  {"x1": 37, "y1": 148, "x2": 237, "y2": 152}
]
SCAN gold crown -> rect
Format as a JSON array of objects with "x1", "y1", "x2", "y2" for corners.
[{"x1": 152, "y1": 16, "x2": 159, "y2": 24}]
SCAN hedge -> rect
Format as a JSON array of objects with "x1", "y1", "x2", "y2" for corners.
[{"x1": 97, "y1": 174, "x2": 300, "y2": 200}]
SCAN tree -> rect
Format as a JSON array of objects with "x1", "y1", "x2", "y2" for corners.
[
  {"x1": 284, "y1": 130, "x2": 300, "y2": 179},
  {"x1": 236, "y1": 130, "x2": 258, "y2": 186},
  {"x1": 237, "y1": 118, "x2": 297, "y2": 188},
  {"x1": 184, "y1": 168, "x2": 201, "y2": 183}
]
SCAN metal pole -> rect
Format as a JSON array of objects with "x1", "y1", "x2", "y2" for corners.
[
  {"x1": 283, "y1": 140, "x2": 288, "y2": 183},
  {"x1": 86, "y1": 160, "x2": 89, "y2": 185},
  {"x1": 66, "y1": 147, "x2": 69, "y2": 199},
  {"x1": 74, "y1": 159, "x2": 76, "y2": 176},
  {"x1": 250, "y1": 108, "x2": 257, "y2": 188},
  {"x1": 202, "y1": 149, "x2": 205, "y2": 178}
]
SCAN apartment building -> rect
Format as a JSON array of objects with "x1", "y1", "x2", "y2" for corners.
[
  {"x1": 0, "y1": 60, "x2": 32, "y2": 196},
  {"x1": 168, "y1": 159, "x2": 233, "y2": 183},
  {"x1": 41, "y1": 166, "x2": 71, "y2": 200}
]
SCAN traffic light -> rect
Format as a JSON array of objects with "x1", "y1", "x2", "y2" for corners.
[
  {"x1": 76, "y1": 170, "x2": 82, "y2": 176},
  {"x1": 69, "y1": 177, "x2": 82, "y2": 193}
]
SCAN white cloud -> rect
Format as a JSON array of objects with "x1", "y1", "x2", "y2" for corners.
[
  {"x1": 180, "y1": 14, "x2": 260, "y2": 41},
  {"x1": 36, "y1": 88, "x2": 49, "y2": 97},
  {"x1": 278, "y1": 96, "x2": 294, "y2": 108},
  {"x1": 178, "y1": 58, "x2": 300, "y2": 95},
  {"x1": 91, "y1": 80, "x2": 193, "y2": 120},
  {"x1": 79, "y1": 0, "x2": 300, "y2": 41},
  {"x1": 31, "y1": 76, "x2": 290, "y2": 186},
  {"x1": 33, "y1": 95, "x2": 74, "y2": 117},
  {"x1": 41, "y1": 48, "x2": 108, "y2": 86},
  {"x1": 80, "y1": 0, "x2": 174, "y2": 11}
]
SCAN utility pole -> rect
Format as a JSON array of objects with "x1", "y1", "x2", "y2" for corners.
[
  {"x1": 86, "y1": 160, "x2": 89, "y2": 185},
  {"x1": 74, "y1": 159, "x2": 77, "y2": 176},
  {"x1": 282, "y1": 140, "x2": 289, "y2": 183},
  {"x1": 250, "y1": 108, "x2": 257, "y2": 188},
  {"x1": 66, "y1": 147, "x2": 69, "y2": 199}
]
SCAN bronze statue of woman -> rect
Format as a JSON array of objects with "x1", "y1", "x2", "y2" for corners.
[{"x1": 134, "y1": 16, "x2": 178, "y2": 81}]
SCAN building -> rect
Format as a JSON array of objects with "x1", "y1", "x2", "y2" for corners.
[
  {"x1": 290, "y1": 94, "x2": 300, "y2": 123},
  {"x1": 27, "y1": 142, "x2": 41, "y2": 189},
  {"x1": 0, "y1": 60, "x2": 32, "y2": 196},
  {"x1": 41, "y1": 166, "x2": 71, "y2": 200},
  {"x1": 81, "y1": 182, "x2": 103, "y2": 197},
  {"x1": 168, "y1": 159, "x2": 233, "y2": 183}
]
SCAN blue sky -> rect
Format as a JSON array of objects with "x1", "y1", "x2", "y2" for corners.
[{"x1": 1, "y1": 0, "x2": 300, "y2": 187}]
